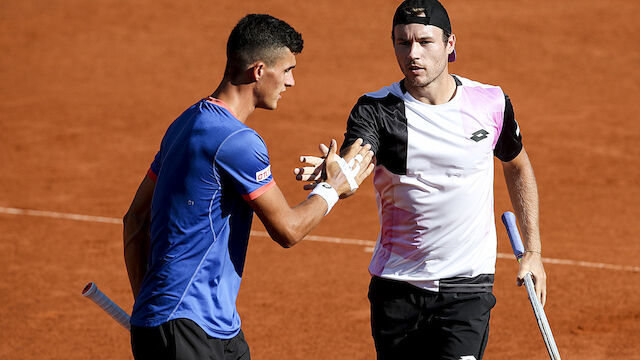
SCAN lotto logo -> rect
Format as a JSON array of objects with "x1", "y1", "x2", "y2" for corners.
[
  {"x1": 256, "y1": 165, "x2": 271, "y2": 182},
  {"x1": 470, "y1": 129, "x2": 489, "y2": 142}
]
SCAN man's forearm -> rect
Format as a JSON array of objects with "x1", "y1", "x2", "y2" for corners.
[
  {"x1": 503, "y1": 150, "x2": 541, "y2": 252},
  {"x1": 503, "y1": 149, "x2": 547, "y2": 305},
  {"x1": 252, "y1": 188, "x2": 329, "y2": 248},
  {"x1": 123, "y1": 211, "x2": 150, "y2": 299},
  {"x1": 123, "y1": 175, "x2": 155, "y2": 299}
]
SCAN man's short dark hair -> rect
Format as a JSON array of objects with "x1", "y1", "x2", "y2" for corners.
[{"x1": 227, "y1": 14, "x2": 303, "y2": 73}]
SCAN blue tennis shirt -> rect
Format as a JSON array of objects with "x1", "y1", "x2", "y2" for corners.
[{"x1": 130, "y1": 99, "x2": 274, "y2": 338}]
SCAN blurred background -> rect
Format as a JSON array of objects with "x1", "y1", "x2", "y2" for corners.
[{"x1": 1, "y1": 1, "x2": 639, "y2": 358}]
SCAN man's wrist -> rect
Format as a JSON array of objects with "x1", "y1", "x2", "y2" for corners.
[{"x1": 308, "y1": 182, "x2": 339, "y2": 215}]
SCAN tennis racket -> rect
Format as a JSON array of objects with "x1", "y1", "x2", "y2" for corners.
[{"x1": 501, "y1": 211, "x2": 561, "y2": 360}]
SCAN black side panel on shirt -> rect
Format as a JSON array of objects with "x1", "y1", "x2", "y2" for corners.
[
  {"x1": 439, "y1": 274, "x2": 494, "y2": 293},
  {"x1": 341, "y1": 94, "x2": 408, "y2": 175},
  {"x1": 494, "y1": 94, "x2": 523, "y2": 162}
]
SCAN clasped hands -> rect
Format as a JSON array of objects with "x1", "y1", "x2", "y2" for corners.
[{"x1": 293, "y1": 138, "x2": 374, "y2": 198}]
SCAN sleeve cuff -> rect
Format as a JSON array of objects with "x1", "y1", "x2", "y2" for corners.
[
  {"x1": 146, "y1": 168, "x2": 158, "y2": 182},
  {"x1": 242, "y1": 180, "x2": 275, "y2": 201}
]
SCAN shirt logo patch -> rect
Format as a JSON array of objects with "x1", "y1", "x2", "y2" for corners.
[
  {"x1": 470, "y1": 129, "x2": 489, "y2": 142},
  {"x1": 256, "y1": 165, "x2": 271, "y2": 182}
]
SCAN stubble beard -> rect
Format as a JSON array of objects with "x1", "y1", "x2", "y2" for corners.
[
  {"x1": 406, "y1": 73, "x2": 430, "y2": 89},
  {"x1": 403, "y1": 61, "x2": 447, "y2": 92}
]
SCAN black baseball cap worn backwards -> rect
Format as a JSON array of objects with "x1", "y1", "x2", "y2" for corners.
[{"x1": 392, "y1": 0, "x2": 456, "y2": 62}]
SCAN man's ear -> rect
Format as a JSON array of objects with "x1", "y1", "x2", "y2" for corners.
[
  {"x1": 252, "y1": 62, "x2": 265, "y2": 82},
  {"x1": 447, "y1": 33, "x2": 456, "y2": 53}
]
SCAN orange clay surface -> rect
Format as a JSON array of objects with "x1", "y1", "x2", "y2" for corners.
[{"x1": 1, "y1": 1, "x2": 639, "y2": 359}]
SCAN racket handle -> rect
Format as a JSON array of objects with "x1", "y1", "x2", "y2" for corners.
[
  {"x1": 82, "y1": 282, "x2": 131, "y2": 330},
  {"x1": 501, "y1": 211, "x2": 525, "y2": 260}
]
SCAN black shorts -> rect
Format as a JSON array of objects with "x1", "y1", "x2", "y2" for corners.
[
  {"x1": 131, "y1": 318, "x2": 250, "y2": 360},
  {"x1": 368, "y1": 276, "x2": 496, "y2": 360}
]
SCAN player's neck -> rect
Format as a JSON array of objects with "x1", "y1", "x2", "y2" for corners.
[
  {"x1": 405, "y1": 72, "x2": 457, "y2": 105},
  {"x1": 210, "y1": 81, "x2": 256, "y2": 123}
]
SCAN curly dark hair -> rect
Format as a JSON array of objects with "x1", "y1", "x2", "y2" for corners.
[{"x1": 226, "y1": 14, "x2": 303, "y2": 73}]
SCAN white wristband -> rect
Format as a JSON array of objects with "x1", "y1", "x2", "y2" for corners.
[{"x1": 308, "y1": 182, "x2": 339, "y2": 215}]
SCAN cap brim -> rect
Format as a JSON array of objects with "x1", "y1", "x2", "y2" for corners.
[{"x1": 448, "y1": 48, "x2": 456, "y2": 62}]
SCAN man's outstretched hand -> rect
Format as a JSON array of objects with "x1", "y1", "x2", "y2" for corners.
[
  {"x1": 294, "y1": 143, "x2": 329, "y2": 186},
  {"x1": 294, "y1": 138, "x2": 374, "y2": 197}
]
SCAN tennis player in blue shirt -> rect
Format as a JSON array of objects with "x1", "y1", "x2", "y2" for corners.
[{"x1": 123, "y1": 14, "x2": 374, "y2": 360}]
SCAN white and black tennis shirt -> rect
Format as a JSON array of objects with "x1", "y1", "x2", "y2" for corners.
[{"x1": 342, "y1": 75, "x2": 522, "y2": 293}]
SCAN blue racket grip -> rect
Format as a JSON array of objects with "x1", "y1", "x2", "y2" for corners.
[{"x1": 501, "y1": 211, "x2": 525, "y2": 261}]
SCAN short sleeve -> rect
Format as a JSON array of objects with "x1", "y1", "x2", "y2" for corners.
[
  {"x1": 341, "y1": 97, "x2": 381, "y2": 154},
  {"x1": 216, "y1": 129, "x2": 275, "y2": 201},
  {"x1": 147, "y1": 151, "x2": 161, "y2": 181},
  {"x1": 494, "y1": 94, "x2": 523, "y2": 162}
]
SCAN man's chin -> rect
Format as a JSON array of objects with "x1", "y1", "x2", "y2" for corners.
[
  {"x1": 257, "y1": 102, "x2": 278, "y2": 111},
  {"x1": 404, "y1": 76, "x2": 428, "y2": 89}
]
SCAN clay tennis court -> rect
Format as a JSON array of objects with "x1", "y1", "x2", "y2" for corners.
[{"x1": 1, "y1": 0, "x2": 639, "y2": 359}]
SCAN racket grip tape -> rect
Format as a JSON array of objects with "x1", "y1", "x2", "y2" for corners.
[
  {"x1": 82, "y1": 282, "x2": 131, "y2": 330},
  {"x1": 501, "y1": 211, "x2": 525, "y2": 260}
]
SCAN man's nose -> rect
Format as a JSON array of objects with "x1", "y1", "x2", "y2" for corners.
[
  {"x1": 408, "y1": 41, "x2": 421, "y2": 59},
  {"x1": 285, "y1": 72, "x2": 295, "y2": 87}
]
